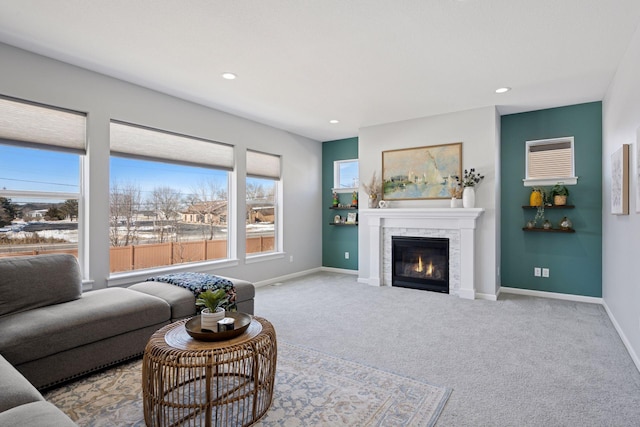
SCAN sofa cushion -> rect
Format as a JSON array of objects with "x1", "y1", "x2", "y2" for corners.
[
  {"x1": 0, "y1": 254, "x2": 82, "y2": 317},
  {"x1": 0, "y1": 401, "x2": 77, "y2": 426},
  {"x1": 0, "y1": 354, "x2": 43, "y2": 412},
  {"x1": 0, "y1": 287, "x2": 170, "y2": 366}
]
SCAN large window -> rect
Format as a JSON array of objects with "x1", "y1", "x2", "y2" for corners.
[
  {"x1": 109, "y1": 121, "x2": 233, "y2": 273},
  {"x1": 0, "y1": 96, "x2": 84, "y2": 264},
  {"x1": 246, "y1": 150, "x2": 281, "y2": 256}
]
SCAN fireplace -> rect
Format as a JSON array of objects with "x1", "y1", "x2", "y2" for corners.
[{"x1": 392, "y1": 236, "x2": 449, "y2": 293}]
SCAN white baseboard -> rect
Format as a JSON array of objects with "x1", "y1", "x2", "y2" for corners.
[
  {"x1": 476, "y1": 292, "x2": 498, "y2": 301},
  {"x1": 320, "y1": 266, "x2": 359, "y2": 275},
  {"x1": 253, "y1": 267, "x2": 322, "y2": 288},
  {"x1": 602, "y1": 300, "x2": 640, "y2": 374},
  {"x1": 500, "y1": 286, "x2": 603, "y2": 304}
]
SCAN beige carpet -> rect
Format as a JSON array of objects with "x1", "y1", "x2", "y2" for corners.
[{"x1": 44, "y1": 341, "x2": 450, "y2": 426}]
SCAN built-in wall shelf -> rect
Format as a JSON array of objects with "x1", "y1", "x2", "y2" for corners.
[
  {"x1": 521, "y1": 227, "x2": 575, "y2": 233},
  {"x1": 521, "y1": 205, "x2": 574, "y2": 209}
]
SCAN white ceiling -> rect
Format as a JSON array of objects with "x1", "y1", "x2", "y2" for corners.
[{"x1": 1, "y1": 1, "x2": 639, "y2": 142}]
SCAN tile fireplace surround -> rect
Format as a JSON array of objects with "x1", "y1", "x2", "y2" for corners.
[{"x1": 360, "y1": 208, "x2": 484, "y2": 299}]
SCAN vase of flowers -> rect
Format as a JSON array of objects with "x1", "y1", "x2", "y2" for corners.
[{"x1": 454, "y1": 168, "x2": 484, "y2": 208}]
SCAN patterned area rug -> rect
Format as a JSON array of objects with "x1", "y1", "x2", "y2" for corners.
[{"x1": 44, "y1": 342, "x2": 450, "y2": 426}]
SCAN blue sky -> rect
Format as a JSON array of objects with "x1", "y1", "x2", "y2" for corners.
[{"x1": 0, "y1": 145, "x2": 230, "y2": 202}]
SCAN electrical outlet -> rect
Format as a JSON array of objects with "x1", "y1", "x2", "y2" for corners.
[
  {"x1": 542, "y1": 268, "x2": 549, "y2": 278},
  {"x1": 345, "y1": 252, "x2": 350, "y2": 259},
  {"x1": 289, "y1": 255, "x2": 293, "y2": 263},
  {"x1": 534, "y1": 267, "x2": 541, "y2": 277}
]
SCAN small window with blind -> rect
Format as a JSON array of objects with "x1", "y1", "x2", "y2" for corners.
[
  {"x1": 524, "y1": 137, "x2": 577, "y2": 186},
  {"x1": 246, "y1": 150, "x2": 281, "y2": 257}
]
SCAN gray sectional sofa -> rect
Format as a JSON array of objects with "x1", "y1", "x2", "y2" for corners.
[{"x1": 0, "y1": 253, "x2": 255, "y2": 425}]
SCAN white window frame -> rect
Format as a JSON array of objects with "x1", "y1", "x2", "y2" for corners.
[
  {"x1": 0, "y1": 95, "x2": 87, "y2": 283},
  {"x1": 245, "y1": 150, "x2": 283, "y2": 261},
  {"x1": 523, "y1": 136, "x2": 578, "y2": 187},
  {"x1": 333, "y1": 159, "x2": 359, "y2": 193}
]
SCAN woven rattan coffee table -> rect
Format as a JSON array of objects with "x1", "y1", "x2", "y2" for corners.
[{"x1": 142, "y1": 316, "x2": 277, "y2": 427}]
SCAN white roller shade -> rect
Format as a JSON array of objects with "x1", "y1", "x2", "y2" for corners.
[
  {"x1": 246, "y1": 149, "x2": 281, "y2": 180},
  {"x1": 110, "y1": 121, "x2": 234, "y2": 170},
  {"x1": 0, "y1": 96, "x2": 86, "y2": 152}
]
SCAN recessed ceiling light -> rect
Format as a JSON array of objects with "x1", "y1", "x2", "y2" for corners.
[
  {"x1": 495, "y1": 87, "x2": 511, "y2": 94},
  {"x1": 221, "y1": 72, "x2": 237, "y2": 80},
  {"x1": 329, "y1": 119, "x2": 340, "y2": 124}
]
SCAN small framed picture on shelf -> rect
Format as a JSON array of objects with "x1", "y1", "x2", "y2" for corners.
[{"x1": 346, "y1": 212, "x2": 357, "y2": 224}]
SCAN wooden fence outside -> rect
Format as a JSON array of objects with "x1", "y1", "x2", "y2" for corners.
[{"x1": 0, "y1": 236, "x2": 274, "y2": 273}]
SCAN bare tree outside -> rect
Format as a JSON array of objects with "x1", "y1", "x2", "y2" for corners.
[
  {"x1": 109, "y1": 182, "x2": 142, "y2": 247},
  {"x1": 149, "y1": 186, "x2": 183, "y2": 243},
  {"x1": 187, "y1": 180, "x2": 228, "y2": 240}
]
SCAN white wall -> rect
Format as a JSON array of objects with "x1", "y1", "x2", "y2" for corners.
[
  {"x1": 602, "y1": 22, "x2": 640, "y2": 368},
  {"x1": 0, "y1": 42, "x2": 323, "y2": 288},
  {"x1": 357, "y1": 106, "x2": 500, "y2": 298}
]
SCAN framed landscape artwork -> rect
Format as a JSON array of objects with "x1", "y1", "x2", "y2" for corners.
[
  {"x1": 382, "y1": 142, "x2": 462, "y2": 200},
  {"x1": 611, "y1": 144, "x2": 629, "y2": 215}
]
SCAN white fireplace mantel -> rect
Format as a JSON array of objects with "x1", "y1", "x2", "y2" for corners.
[{"x1": 360, "y1": 208, "x2": 484, "y2": 299}]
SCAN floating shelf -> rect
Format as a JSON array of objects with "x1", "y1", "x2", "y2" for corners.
[
  {"x1": 329, "y1": 206, "x2": 358, "y2": 210},
  {"x1": 521, "y1": 205, "x2": 574, "y2": 209},
  {"x1": 329, "y1": 222, "x2": 358, "y2": 226},
  {"x1": 522, "y1": 227, "x2": 575, "y2": 233}
]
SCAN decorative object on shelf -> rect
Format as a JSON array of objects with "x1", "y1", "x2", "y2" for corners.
[
  {"x1": 362, "y1": 171, "x2": 382, "y2": 208},
  {"x1": 196, "y1": 289, "x2": 228, "y2": 331},
  {"x1": 352, "y1": 191, "x2": 358, "y2": 207},
  {"x1": 334, "y1": 214, "x2": 341, "y2": 223},
  {"x1": 448, "y1": 177, "x2": 463, "y2": 208},
  {"x1": 450, "y1": 197, "x2": 463, "y2": 208},
  {"x1": 346, "y1": 212, "x2": 357, "y2": 224},
  {"x1": 529, "y1": 188, "x2": 543, "y2": 207},
  {"x1": 543, "y1": 220, "x2": 552, "y2": 229},
  {"x1": 382, "y1": 142, "x2": 462, "y2": 200},
  {"x1": 462, "y1": 187, "x2": 475, "y2": 208},
  {"x1": 332, "y1": 191, "x2": 339, "y2": 207},
  {"x1": 378, "y1": 200, "x2": 388, "y2": 208},
  {"x1": 454, "y1": 168, "x2": 484, "y2": 208},
  {"x1": 611, "y1": 144, "x2": 629, "y2": 215},
  {"x1": 526, "y1": 220, "x2": 535, "y2": 229},
  {"x1": 559, "y1": 216, "x2": 572, "y2": 230},
  {"x1": 551, "y1": 184, "x2": 569, "y2": 206}
]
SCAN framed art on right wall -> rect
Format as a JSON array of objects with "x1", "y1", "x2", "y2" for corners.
[{"x1": 611, "y1": 143, "x2": 629, "y2": 215}]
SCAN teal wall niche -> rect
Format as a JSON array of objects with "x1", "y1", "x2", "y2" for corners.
[
  {"x1": 501, "y1": 102, "x2": 602, "y2": 297},
  {"x1": 322, "y1": 137, "x2": 358, "y2": 270}
]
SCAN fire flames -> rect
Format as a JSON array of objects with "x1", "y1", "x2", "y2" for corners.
[{"x1": 415, "y1": 256, "x2": 434, "y2": 277}]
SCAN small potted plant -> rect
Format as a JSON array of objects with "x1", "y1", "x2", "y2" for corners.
[
  {"x1": 196, "y1": 288, "x2": 229, "y2": 331},
  {"x1": 551, "y1": 184, "x2": 569, "y2": 206}
]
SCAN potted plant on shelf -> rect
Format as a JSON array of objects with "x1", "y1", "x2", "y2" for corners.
[
  {"x1": 196, "y1": 288, "x2": 229, "y2": 331},
  {"x1": 551, "y1": 184, "x2": 569, "y2": 206}
]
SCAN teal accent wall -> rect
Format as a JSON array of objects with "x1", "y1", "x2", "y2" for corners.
[
  {"x1": 501, "y1": 102, "x2": 602, "y2": 297},
  {"x1": 322, "y1": 137, "x2": 359, "y2": 270}
]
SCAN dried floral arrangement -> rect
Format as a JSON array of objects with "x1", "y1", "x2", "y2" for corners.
[{"x1": 362, "y1": 171, "x2": 382, "y2": 196}]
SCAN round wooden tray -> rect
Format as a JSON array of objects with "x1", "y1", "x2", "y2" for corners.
[{"x1": 184, "y1": 312, "x2": 252, "y2": 341}]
